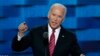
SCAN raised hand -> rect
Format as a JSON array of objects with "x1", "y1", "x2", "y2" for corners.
[{"x1": 18, "y1": 22, "x2": 28, "y2": 37}]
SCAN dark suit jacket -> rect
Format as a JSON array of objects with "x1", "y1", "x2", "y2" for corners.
[{"x1": 12, "y1": 25, "x2": 82, "y2": 56}]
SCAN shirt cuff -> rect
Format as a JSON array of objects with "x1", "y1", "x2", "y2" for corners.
[{"x1": 17, "y1": 32, "x2": 24, "y2": 41}]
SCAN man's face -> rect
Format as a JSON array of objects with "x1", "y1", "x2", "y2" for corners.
[{"x1": 48, "y1": 6, "x2": 65, "y2": 29}]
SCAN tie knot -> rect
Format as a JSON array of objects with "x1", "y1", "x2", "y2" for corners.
[{"x1": 52, "y1": 29, "x2": 55, "y2": 33}]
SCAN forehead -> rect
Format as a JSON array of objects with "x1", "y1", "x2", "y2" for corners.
[{"x1": 50, "y1": 6, "x2": 65, "y2": 14}]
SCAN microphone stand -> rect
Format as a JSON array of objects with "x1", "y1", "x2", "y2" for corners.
[{"x1": 43, "y1": 32, "x2": 48, "y2": 56}]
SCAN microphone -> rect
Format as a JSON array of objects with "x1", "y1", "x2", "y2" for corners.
[
  {"x1": 43, "y1": 32, "x2": 48, "y2": 46},
  {"x1": 43, "y1": 32, "x2": 48, "y2": 56}
]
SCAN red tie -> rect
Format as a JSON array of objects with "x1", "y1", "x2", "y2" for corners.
[{"x1": 49, "y1": 30, "x2": 55, "y2": 56}]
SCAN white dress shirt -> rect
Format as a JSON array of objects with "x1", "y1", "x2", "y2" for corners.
[{"x1": 48, "y1": 24, "x2": 61, "y2": 44}]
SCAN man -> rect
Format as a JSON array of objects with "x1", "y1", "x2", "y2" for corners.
[{"x1": 12, "y1": 3, "x2": 85, "y2": 56}]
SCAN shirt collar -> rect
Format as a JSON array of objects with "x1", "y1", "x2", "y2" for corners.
[{"x1": 48, "y1": 24, "x2": 61, "y2": 32}]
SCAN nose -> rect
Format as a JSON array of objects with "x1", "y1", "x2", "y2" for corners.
[{"x1": 54, "y1": 16, "x2": 58, "y2": 21}]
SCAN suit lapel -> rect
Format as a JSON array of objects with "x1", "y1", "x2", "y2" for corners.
[{"x1": 53, "y1": 27, "x2": 67, "y2": 55}]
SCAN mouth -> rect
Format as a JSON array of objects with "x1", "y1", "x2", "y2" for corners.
[{"x1": 52, "y1": 22, "x2": 58, "y2": 26}]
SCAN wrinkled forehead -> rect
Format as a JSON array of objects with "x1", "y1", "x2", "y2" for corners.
[{"x1": 49, "y1": 6, "x2": 66, "y2": 17}]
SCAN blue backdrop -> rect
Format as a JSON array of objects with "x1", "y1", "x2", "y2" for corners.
[{"x1": 0, "y1": 0, "x2": 100, "y2": 56}]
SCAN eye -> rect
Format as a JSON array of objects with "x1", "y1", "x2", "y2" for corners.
[
  {"x1": 52, "y1": 13, "x2": 56, "y2": 16},
  {"x1": 58, "y1": 16, "x2": 62, "y2": 18}
]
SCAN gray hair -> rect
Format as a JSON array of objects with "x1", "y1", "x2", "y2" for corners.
[{"x1": 48, "y1": 3, "x2": 67, "y2": 16}]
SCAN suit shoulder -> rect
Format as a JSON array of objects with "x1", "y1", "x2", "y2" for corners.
[{"x1": 62, "y1": 27, "x2": 75, "y2": 36}]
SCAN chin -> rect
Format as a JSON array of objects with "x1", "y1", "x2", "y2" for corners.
[{"x1": 52, "y1": 26, "x2": 58, "y2": 29}]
